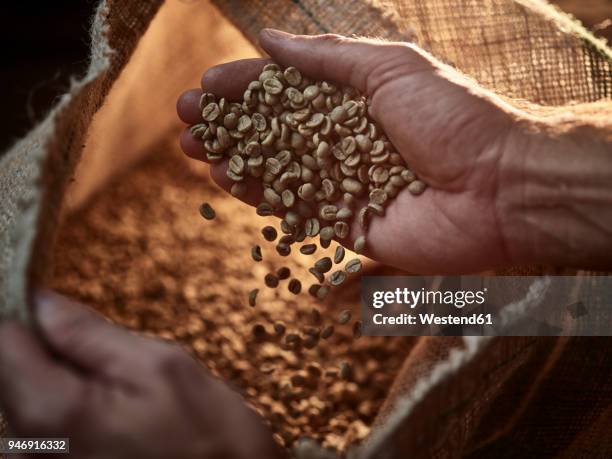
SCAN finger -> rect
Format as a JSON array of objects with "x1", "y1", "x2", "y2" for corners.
[
  {"x1": 259, "y1": 29, "x2": 428, "y2": 94},
  {"x1": 177, "y1": 88, "x2": 203, "y2": 124},
  {"x1": 180, "y1": 127, "x2": 206, "y2": 161},
  {"x1": 259, "y1": 29, "x2": 376, "y2": 92},
  {"x1": 181, "y1": 59, "x2": 272, "y2": 162},
  {"x1": 0, "y1": 321, "x2": 82, "y2": 428},
  {"x1": 202, "y1": 58, "x2": 271, "y2": 101},
  {"x1": 34, "y1": 290, "x2": 158, "y2": 379}
]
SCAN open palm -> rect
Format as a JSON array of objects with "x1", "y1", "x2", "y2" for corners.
[{"x1": 178, "y1": 30, "x2": 522, "y2": 273}]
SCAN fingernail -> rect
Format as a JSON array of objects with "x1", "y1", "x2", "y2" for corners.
[{"x1": 261, "y1": 28, "x2": 292, "y2": 40}]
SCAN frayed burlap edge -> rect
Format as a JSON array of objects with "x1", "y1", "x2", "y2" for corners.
[
  {"x1": 0, "y1": 0, "x2": 163, "y2": 444},
  {"x1": 0, "y1": 0, "x2": 163, "y2": 320},
  {"x1": 519, "y1": 0, "x2": 612, "y2": 59},
  {"x1": 211, "y1": 0, "x2": 410, "y2": 52},
  {"x1": 0, "y1": 1, "x2": 113, "y2": 323}
]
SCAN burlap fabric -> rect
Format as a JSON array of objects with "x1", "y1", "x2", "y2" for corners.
[{"x1": 0, "y1": 0, "x2": 610, "y2": 457}]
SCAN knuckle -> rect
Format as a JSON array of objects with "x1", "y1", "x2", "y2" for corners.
[{"x1": 317, "y1": 33, "x2": 347, "y2": 46}]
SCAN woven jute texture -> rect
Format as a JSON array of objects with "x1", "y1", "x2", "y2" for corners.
[
  {"x1": 0, "y1": 0, "x2": 163, "y2": 449},
  {"x1": 0, "y1": 0, "x2": 610, "y2": 457},
  {"x1": 213, "y1": 0, "x2": 612, "y2": 105},
  {"x1": 0, "y1": 0, "x2": 163, "y2": 321}
]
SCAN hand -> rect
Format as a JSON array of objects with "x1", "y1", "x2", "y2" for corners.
[
  {"x1": 177, "y1": 30, "x2": 612, "y2": 273},
  {"x1": 177, "y1": 29, "x2": 518, "y2": 274},
  {"x1": 0, "y1": 290, "x2": 285, "y2": 459}
]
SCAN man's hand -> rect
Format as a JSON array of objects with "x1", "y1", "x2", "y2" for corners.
[
  {"x1": 177, "y1": 29, "x2": 612, "y2": 273},
  {"x1": 0, "y1": 290, "x2": 285, "y2": 459},
  {"x1": 176, "y1": 30, "x2": 520, "y2": 274}
]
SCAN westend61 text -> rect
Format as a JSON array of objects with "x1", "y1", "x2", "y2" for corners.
[{"x1": 372, "y1": 313, "x2": 493, "y2": 326}]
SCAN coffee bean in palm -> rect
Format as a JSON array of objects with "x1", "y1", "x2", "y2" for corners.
[
  {"x1": 329, "y1": 270, "x2": 347, "y2": 286},
  {"x1": 345, "y1": 258, "x2": 362, "y2": 273},
  {"x1": 334, "y1": 246, "x2": 345, "y2": 264}
]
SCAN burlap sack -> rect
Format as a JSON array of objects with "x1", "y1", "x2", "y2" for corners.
[{"x1": 1, "y1": 0, "x2": 610, "y2": 457}]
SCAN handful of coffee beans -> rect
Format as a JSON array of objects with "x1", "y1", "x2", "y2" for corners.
[{"x1": 193, "y1": 63, "x2": 426, "y2": 297}]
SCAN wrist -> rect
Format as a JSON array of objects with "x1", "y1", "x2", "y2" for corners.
[{"x1": 499, "y1": 113, "x2": 612, "y2": 269}]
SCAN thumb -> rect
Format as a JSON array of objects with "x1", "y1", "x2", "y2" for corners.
[
  {"x1": 34, "y1": 289, "x2": 155, "y2": 379},
  {"x1": 259, "y1": 29, "x2": 431, "y2": 94},
  {"x1": 0, "y1": 321, "x2": 83, "y2": 431}
]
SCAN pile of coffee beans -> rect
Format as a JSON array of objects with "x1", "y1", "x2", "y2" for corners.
[{"x1": 51, "y1": 155, "x2": 415, "y2": 453}]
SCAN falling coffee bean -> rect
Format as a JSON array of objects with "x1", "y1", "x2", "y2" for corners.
[
  {"x1": 199, "y1": 203, "x2": 216, "y2": 220},
  {"x1": 248, "y1": 288, "x2": 259, "y2": 307},
  {"x1": 329, "y1": 270, "x2": 347, "y2": 286},
  {"x1": 321, "y1": 325, "x2": 335, "y2": 339},
  {"x1": 264, "y1": 273, "x2": 279, "y2": 288},
  {"x1": 276, "y1": 266, "x2": 291, "y2": 279},
  {"x1": 261, "y1": 226, "x2": 278, "y2": 241},
  {"x1": 339, "y1": 309, "x2": 352, "y2": 325},
  {"x1": 288, "y1": 278, "x2": 302, "y2": 295},
  {"x1": 300, "y1": 244, "x2": 317, "y2": 255},
  {"x1": 251, "y1": 245, "x2": 263, "y2": 262}
]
